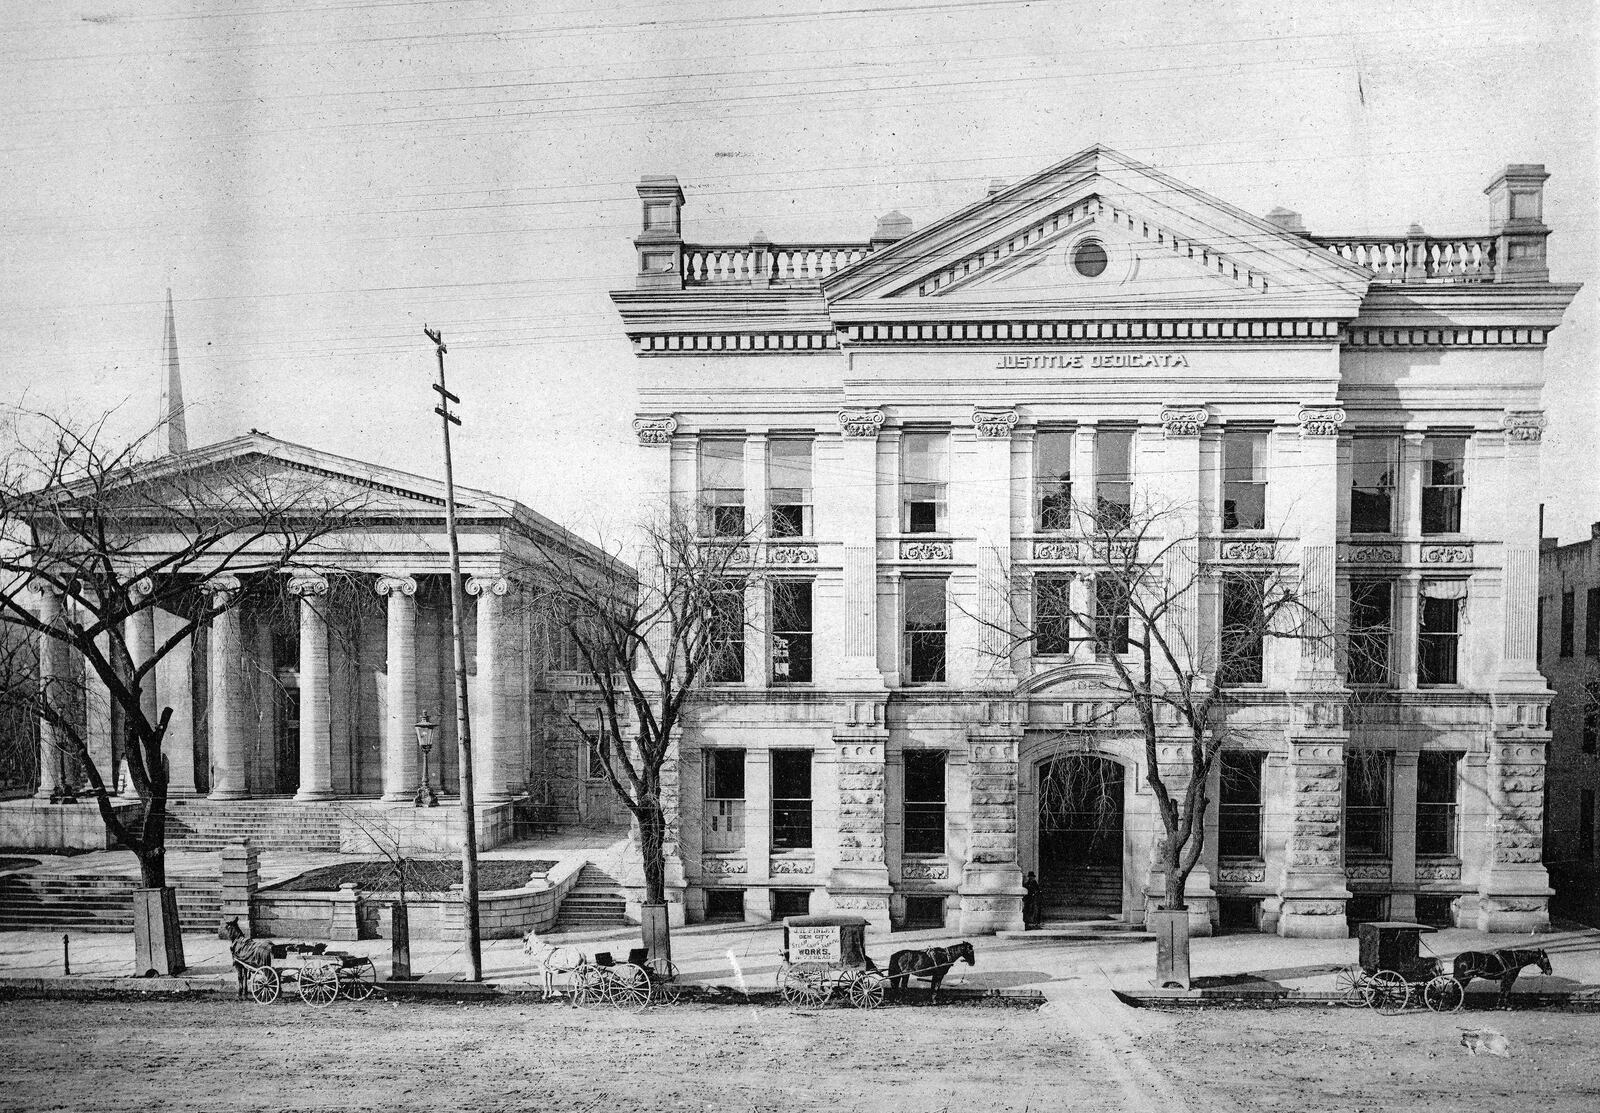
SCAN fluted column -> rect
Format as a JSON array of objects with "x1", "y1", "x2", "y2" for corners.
[
  {"x1": 1159, "y1": 405, "x2": 1207, "y2": 671},
  {"x1": 1294, "y1": 406, "x2": 1344, "y2": 686},
  {"x1": 376, "y1": 575, "x2": 419, "y2": 801},
  {"x1": 968, "y1": 408, "x2": 1018, "y2": 687},
  {"x1": 1499, "y1": 411, "x2": 1546, "y2": 686},
  {"x1": 831, "y1": 408, "x2": 886, "y2": 686},
  {"x1": 467, "y1": 575, "x2": 512, "y2": 804},
  {"x1": 206, "y1": 576, "x2": 249, "y2": 800},
  {"x1": 290, "y1": 573, "x2": 333, "y2": 801},
  {"x1": 33, "y1": 591, "x2": 66, "y2": 799}
]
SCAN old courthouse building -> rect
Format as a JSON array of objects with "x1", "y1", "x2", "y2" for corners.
[{"x1": 612, "y1": 145, "x2": 1579, "y2": 936}]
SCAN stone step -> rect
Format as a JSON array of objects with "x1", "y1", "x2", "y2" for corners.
[{"x1": 0, "y1": 874, "x2": 222, "y2": 932}]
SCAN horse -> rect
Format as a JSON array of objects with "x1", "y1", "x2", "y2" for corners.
[
  {"x1": 522, "y1": 929, "x2": 582, "y2": 999},
  {"x1": 886, "y1": 941, "x2": 976, "y2": 1000},
  {"x1": 221, "y1": 918, "x2": 274, "y2": 1001},
  {"x1": 1451, "y1": 947, "x2": 1553, "y2": 1006}
]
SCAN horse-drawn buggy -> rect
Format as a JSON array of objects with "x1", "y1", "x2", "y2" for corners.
[
  {"x1": 1335, "y1": 922, "x2": 1463, "y2": 1014},
  {"x1": 775, "y1": 915, "x2": 891, "y2": 1008},
  {"x1": 224, "y1": 919, "x2": 377, "y2": 1006}
]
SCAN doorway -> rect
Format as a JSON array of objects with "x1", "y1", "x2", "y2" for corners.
[{"x1": 1037, "y1": 755, "x2": 1124, "y2": 920}]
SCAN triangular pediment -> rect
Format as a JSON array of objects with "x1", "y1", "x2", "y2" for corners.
[{"x1": 822, "y1": 146, "x2": 1369, "y2": 320}]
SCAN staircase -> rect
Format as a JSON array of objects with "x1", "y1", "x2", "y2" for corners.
[
  {"x1": 164, "y1": 799, "x2": 343, "y2": 852},
  {"x1": 552, "y1": 863, "x2": 629, "y2": 930},
  {"x1": 0, "y1": 872, "x2": 222, "y2": 933},
  {"x1": 1040, "y1": 867, "x2": 1122, "y2": 921}
]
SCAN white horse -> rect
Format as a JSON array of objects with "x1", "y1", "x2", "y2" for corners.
[{"x1": 522, "y1": 930, "x2": 581, "y2": 999}]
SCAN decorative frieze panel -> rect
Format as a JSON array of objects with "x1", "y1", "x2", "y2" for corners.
[
  {"x1": 1344, "y1": 544, "x2": 1401, "y2": 564},
  {"x1": 1297, "y1": 406, "x2": 1346, "y2": 437},
  {"x1": 1415, "y1": 862, "x2": 1462, "y2": 882},
  {"x1": 1421, "y1": 544, "x2": 1473, "y2": 565},
  {"x1": 1032, "y1": 540, "x2": 1080, "y2": 561},
  {"x1": 832, "y1": 896, "x2": 890, "y2": 911},
  {"x1": 1345, "y1": 863, "x2": 1391, "y2": 882},
  {"x1": 901, "y1": 861, "x2": 950, "y2": 881},
  {"x1": 972, "y1": 408, "x2": 1019, "y2": 438},
  {"x1": 769, "y1": 859, "x2": 814, "y2": 876},
  {"x1": 837, "y1": 407, "x2": 886, "y2": 438},
  {"x1": 632, "y1": 415, "x2": 678, "y2": 444},
  {"x1": 899, "y1": 541, "x2": 953, "y2": 561},
  {"x1": 1217, "y1": 864, "x2": 1266, "y2": 884},
  {"x1": 1217, "y1": 540, "x2": 1276, "y2": 562},
  {"x1": 701, "y1": 857, "x2": 748, "y2": 876}
]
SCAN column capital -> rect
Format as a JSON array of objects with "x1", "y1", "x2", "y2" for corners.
[
  {"x1": 971, "y1": 407, "x2": 1019, "y2": 439},
  {"x1": 374, "y1": 574, "x2": 419, "y2": 598},
  {"x1": 466, "y1": 575, "x2": 511, "y2": 597},
  {"x1": 128, "y1": 577, "x2": 155, "y2": 603},
  {"x1": 202, "y1": 574, "x2": 243, "y2": 601},
  {"x1": 287, "y1": 572, "x2": 328, "y2": 598},
  {"x1": 1159, "y1": 404, "x2": 1209, "y2": 438},
  {"x1": 836, "y1": 407, "x2": 885, "y2": 438},
  {"x1": 1296, "y1": 405, "x2": 1346, "y2": 437},
  {"x1": 1502, "y1": 410, "x2": 1546, "y2": 443},
  {"x1": 632, "y1": 414, "x2": 678, "y2": 445}
]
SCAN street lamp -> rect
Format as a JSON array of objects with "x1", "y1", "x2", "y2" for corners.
[{"x1": 414, "y1": 712, "x2": 439, "y2": 808}]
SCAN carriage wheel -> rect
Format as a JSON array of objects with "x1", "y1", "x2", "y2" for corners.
[
  {"x1": 845, "y1": 970, "x2": 888, "y2": 1010},
  {"x1": 646, "y1": 957, "x2": 679, "y2": 982},
  {"x1": 1333, "y1": 965, "x2": 1371, "y2": 1008},
  {"x1": 342, "y1": 960, "x2": 377, "y2": 1001},
  {"x1": 605, "y1": 963, "x2": 652, "y2": 1011},
  {"x1": 571, "y1": 964, "x2": 608, "y2": 1007},
  {"x1": 777, "y1": 963, "x2": 830, "y2": 1008},
  {"x1": 298, "y1": 963, "x2": 340, "y2": 1007},
  {"x1": 1368, "y1": 970, "x2": 1411, "y2": 1014},
  {"x1": 246, "y1": 966, "x2": 281, "y2": 1005},
  {"x1": 1423, "y1": 975, "x2": 1465, "y2": 1013}
]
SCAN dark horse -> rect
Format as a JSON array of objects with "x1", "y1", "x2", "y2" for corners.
[
  {"x1": 221, "y1": 918, "x2": 274, "y2": 1000},
  {"x1": 887, "y1": 942, "x2": 976, "y2": 1000},
  {"x1": 1451, "y1": 947, "x2": 1553, "y2": 1006}
]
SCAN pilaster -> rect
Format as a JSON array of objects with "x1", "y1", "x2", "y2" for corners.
[
  {"x1": 1277, "y1": 703, "x2": 1352, "y2": 937},
  {"x1": 1498, "y1": 412, "x2": 1545, "y2": 687},
  {"x1": 966, "y1": 407, "x2": 1017, "y2": 688},
  {"x1": 958, "y1": 709, "x2": 1025, "y2": 933},
  {"x1": 827, "y1": 703, "x2": 891, "y2": 931},
  {"x1": 834, "y1": 408, "x2": 887, "y2": 686},
  {"x1": 1477, "y1": 705, "x2": 1553, "y2": 931},
  {"x1": 1389, "y1": 750, "x2": 1420, "y2": 922},
  {"x1": 1294, "y1": 406, "x2": 1344, "y2": 687}
]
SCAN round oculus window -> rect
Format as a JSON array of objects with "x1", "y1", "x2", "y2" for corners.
[{"x1": 1071, "y1": 239, "x2": 1109, "y2": 278}]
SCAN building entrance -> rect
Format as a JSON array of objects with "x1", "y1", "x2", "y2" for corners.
[{"x1": 1037, "y1": 755, "x2": 1124, "y2": 920}]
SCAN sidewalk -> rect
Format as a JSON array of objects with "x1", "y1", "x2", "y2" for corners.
[{"x1": 4, "y1": 917, "x2": 1599, "y2": 1006}]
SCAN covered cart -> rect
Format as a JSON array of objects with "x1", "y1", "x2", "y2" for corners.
[
  {"x1": 775, "y1": 915, "x2": 888, "y2": 1009},
  {"x1": 1334, "y1": 922, "x2": 1463, "y2": 1013}
]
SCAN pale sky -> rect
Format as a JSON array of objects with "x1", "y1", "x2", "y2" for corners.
[{"x1": 1, "y1": 0, "x2": 1595, "y2": 539}]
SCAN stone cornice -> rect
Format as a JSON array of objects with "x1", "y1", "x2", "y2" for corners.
[{"x1": 840, "y1": 318, "x2": 1341, "y2": 344}]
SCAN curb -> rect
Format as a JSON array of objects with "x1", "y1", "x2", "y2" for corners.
[{"x1": 1115, "y1": 987, "x2": 1600, "y2": 1009}]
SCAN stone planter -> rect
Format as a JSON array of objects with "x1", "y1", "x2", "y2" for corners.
[
  {"x1": 1148, "y1": 906, "x2": 1191, "y2": 990},
  {"x1": 132, "y1": 887, "x2": 185, "y2": 976}
]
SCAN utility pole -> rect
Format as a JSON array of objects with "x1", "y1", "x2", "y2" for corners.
[{"x1": 425, "y1": 325, "x2": 482, "y2": 982}]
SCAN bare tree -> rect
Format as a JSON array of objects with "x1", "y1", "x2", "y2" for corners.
[
  {"x1": 972, "y1": 498, "x2": 1332, "y2": 919},
  {"x1": 0, "y1": 411, "x2": 368, "y2": 893},
  {"x1": 529, "y1": 506, "x2": 758, "y2": 960}
]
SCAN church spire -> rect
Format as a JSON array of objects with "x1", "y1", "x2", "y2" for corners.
[{"x1": 159, "y1": 288, "x2": 188, "y2": 454}]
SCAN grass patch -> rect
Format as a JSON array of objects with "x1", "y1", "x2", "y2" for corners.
[{"x1": 273, "y1": 859, "x2": 557, "y2": 893}]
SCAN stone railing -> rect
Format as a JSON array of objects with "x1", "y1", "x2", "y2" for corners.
[
  {"x1": 1310, "y1": 235, "x2": 1497, "y2": 283},
  {"x1": 682, "y1": 242, "x2": 874, "y2": 286}
]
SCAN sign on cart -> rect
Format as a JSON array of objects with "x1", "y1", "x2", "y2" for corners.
[{"x1": 789, "y1": 926, "x2": 841, "y2": 963}]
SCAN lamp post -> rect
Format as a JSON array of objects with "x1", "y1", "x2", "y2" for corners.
[{"x1": 414, "y1": 712, "x2": 439, "y2": 808}]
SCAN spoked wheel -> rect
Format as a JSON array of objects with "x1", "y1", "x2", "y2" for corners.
[
  {"x1": 342, "y1": 960, "x2": 377, "y2": 1001},
  {"x1": 777, "y1": 962, "x2": 831, "y2": 1008},
  {"x1": 246, "y1": 966, "x2": 281, "y2": 1005},
  {"x1": 605, "y1": 963, "x2": 652, "y2": 1011},
  {"x1": 844, "y1": 970, "x2": 888, "y2": 1010},
  {"x1": 298, "y1": 962, "x2": 340, "y2": 1008},
  {"x1": 646, "y1": 957, "x2": 679, "y2": 981},
  {"x1": 1369, "y1": 969, "x2": 1411, "y2": 1015},
  {"x1": 571, "y1": 964, "x2": 608, "y2": 1007},
  {"x1": 1334, "y1": 965, "x2": 1371, "y2": 1008},
  {"x1": 1423, "y1": 975, "x2": 1465, "y2": 1013},
  {"x1": 645, "y1": 959, "x2": 683, "y2": 1005}
]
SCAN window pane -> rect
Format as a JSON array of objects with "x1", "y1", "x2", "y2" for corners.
[
  {"x1": 1345, "y1": 753, "x2": 1392, "y2": 857},
  {"x1": 1036, "y1": 430, "x2": 1073, "y2": 530},
  {"x1": 902, "y1": 432, "x2": 947, "y2": 484},
  {"x1": 903, "y1": 752, "x2": 946, "y2": 855},
  {"x1": 1417, "y1": 752, "x2": 1458, "y2": 804},
  {"x1": 1350, "y1": 438, "x2": 1397, "y2": 533},
  {"x1": 1218, "y1": 751, "x2": 1264, "y2": 858},
  {"x1": 1095, "y1": 429, "x2": 1134, "y2": 528},
  {"x1": 708, "y1": 580, "x2": 745, "y2": 682},
  {"x1": 1348, "y1": 580, "x2": 1393, "y2": 685},
  {"x1": 1220, "y1": 573, "x2": 1265, "y2": 684},
  {"x1": 772, "y1": 580, "x2": 813, "y2": 683},
  {"x1": 772, "y1": 750, "x2": 813, "y2": 849},
  {"x1": 1561, "y1": 591, "x2": 1576, "y2": 657},
  {"x1": 769, "y1": 440, "x2": 812, "y2": 538},
  {"x1": 1094, "y1": 575, "x2": 1130, "y2": 655},
  {"x1": 1035, "y1": 574, "x2": 1075, "y2": 655},
  {"x1": 905, "y1": 579, "x2": 946, "y2": 683},
  {"x1": 701, "y1": 440, "x2": 743, "y2": 487},
  {"x1": 1586, "y1": 588, "x2": 1600, "y2": 656},
  {"x1": 905, "y1": 579, "x2": 946, "y2": 628},
  {"x1": 705, "y1": 750, "x2": 746, "y2": 799}
]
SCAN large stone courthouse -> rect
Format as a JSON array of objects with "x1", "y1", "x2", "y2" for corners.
[{"x1": 612, "y1": 145, "x2": 1579, "y2": 936}]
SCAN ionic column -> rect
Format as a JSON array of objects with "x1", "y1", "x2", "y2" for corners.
[
  {"x1": 467, "y1": 576, "x2": 512, "y2": 804},
  {"x1": 290, "y1": 573, "x2": 333, "y2": 801},
  {"x1": 206, "y1": 576, "x2": 250, "y2": 800},
  {"x1": 33, "y1": 591, "x2": 66, "y2": 800},
  {"x1": 834, "y1": 408, "x2": 887, "y2": 686},
  {"x1": 376, "y1": 575, "x2": 419, "y2": 802},
  {"x1": 958, "y1": 723, "x2": 1025, "y2": 933},
  {"x1": 126, "y1": 579, "x2": 158, "y2": 735}
]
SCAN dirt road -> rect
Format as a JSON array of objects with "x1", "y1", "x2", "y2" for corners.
[{"x1": 0, "y1": 996, "x2": 1596, "y2": 1113}]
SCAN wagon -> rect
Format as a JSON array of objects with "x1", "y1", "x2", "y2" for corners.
[
  {"x1": 775, "y1": 915, "x2": 888, "y2": 1009},
  {"x1": 241, "y1": 942, "x2": 377, "y2": 1007},
  {"x1": 1334, "y1": 922, "x2": 1463, "y2": 1014}
]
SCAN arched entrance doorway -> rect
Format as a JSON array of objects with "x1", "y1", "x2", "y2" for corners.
[{"x1": 1037, "y1": 754, "x2": 1124, "y2": 920}]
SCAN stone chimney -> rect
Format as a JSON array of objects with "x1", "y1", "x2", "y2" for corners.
[
  {"x1": 1263, "y1": 206, "x2": 1309, "y2": 235},
  {"x1": 1484, "y1": 164, "x2": 1551, "y2": 282},
  {"x1": 870, "y1": 210, "x2": 913, "y2": 249},
  {"x1": 634, "y1": 175, "x2": 685, "y2": 289}
]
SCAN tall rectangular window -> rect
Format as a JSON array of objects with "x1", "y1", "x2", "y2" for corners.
[
  {"x1": 1418, "y1": 584, "x2": 1463, "y2": 685},
  {"x1": 1587, "y1": 587, "x2": 1600, "y2": 656},
  {"x1": 1538, "y1": 595, "x2": 1549, "y2": 663},
  {"x1": 1036, "y1": 429, "x2": 1073, "y2": 530},
  {"x1": 1350, "y1": 437, "x2": 1398, "y2": 534},
  {"x1": 1222, "y1": 431, "x2": 1268, "y2": 531},
  {"x1": 1584, "y1": 680, "x2": 1599, "y2": 756},
  {"x1": 707, "y1": 579, "x2": 745, "y2": 683},
  {"x1": 700, "y1": 440, "x2": 745, "y2": 537},
  {"x1": 1218, "y1": 751, "x2": 1264, "y2": 858},
  {"x1": 1345, "y1": 752, "x2": 1392, "y2": 858},
  {"x1": 703, "y1": 749, "x2": 746, "y2": 852},
  {"x1": 1581, "y1": 789, "x2": 1596, "y2": 860},
  {"x1": 903, "y1": 579, "x2": 947, "y2": 683},
  {"x1": 1095, "y1": 429, "x2": 1134, "y2": 529},
  {"x1": 771, "y1": 580, "x2": 813, "y2": 684},
  {"x1": 903, "y1": 751, "x2": 947, "y2": 855},
  {"x1": 1035, "y1": 574, "x2": 1075, "y2": 656},
  {"x1": 771, "y1": 750, "x2": 813, "y2": 850},
  {"x1": 768, "y1": 439, "x2": 813, "y2": 539},
  {"x1": 1416, "y1": 752, "x2": 1460, "y2": 857},
  {"x1": 901, "y1": 431, "x2": 948, "y2": 534},
  {"x1": 586, "y1": 739, "x2": 608, "y2": 781},
  {"x1": 1421, "y1": 437, "x2": 1466, "y2": 534},
  {"x1": 1560, "y1": 590, "x2": 1576, "y2": 658},
  {"x1": 1220, "y1": 573, "x2": 1266, "y2": 685},
  {"x1": 1348, "y1": 580, "x2": 1394, "y2": 686},
  {"x1": 1093, "y1": 574, "x2": 1130, "y2": 656}
]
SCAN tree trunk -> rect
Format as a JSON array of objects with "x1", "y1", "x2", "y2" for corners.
[
  {"x1": 638, "y1": 798, "x2": 667, "y2": 905},
  {"x1": 1162, "y1": 839, "x2": 1186, "y2": 911}
]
